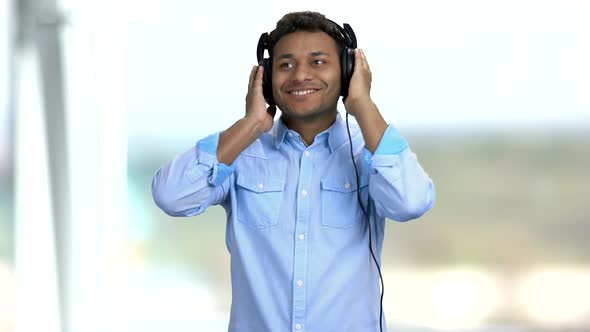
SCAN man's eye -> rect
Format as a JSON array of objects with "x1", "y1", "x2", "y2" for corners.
[
  {"x1": 280, "y1": 63, "x2": 293, "y2": 69},
  {"x1": 312, "y1": 59, "x2": 325, "y2": 65}
]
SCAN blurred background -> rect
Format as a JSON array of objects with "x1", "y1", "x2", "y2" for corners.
[{"x1": 1, "y1": 0, "x2": 589, "y2": 331}]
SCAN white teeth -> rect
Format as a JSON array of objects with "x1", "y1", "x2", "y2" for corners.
[{"x1": 290, "y1": 89, "x2": 317, "y2": 96}]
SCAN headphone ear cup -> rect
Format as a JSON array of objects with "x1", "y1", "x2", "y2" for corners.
[
  {"x1": 261, "y1": 59, "x2": 274, "y2": 105},
  {"x1": 340, "y1": 47, "x2": 355, "y2": 98}
]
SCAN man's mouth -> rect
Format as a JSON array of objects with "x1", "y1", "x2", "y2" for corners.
[{"x1": 288, "y1": 89, "x2": 320, "y2": 96}]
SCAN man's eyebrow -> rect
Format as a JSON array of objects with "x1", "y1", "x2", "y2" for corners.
[
  {"x1": 277, "y1": 53, "x2": 295, "y2": 60},
  {"x1": 276, "y1": 51, "x2": 331, "y2": 60},
  {"x1": 310, "y1": 51, "x2": 329, "y2": 57}
]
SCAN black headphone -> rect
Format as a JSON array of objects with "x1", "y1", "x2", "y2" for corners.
[{"x1": 256, "y1": 20, "x2": 358, "y2": 105}]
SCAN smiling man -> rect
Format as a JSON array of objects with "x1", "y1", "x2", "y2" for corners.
[{"x1": 152, "y1": 11, "x2": 435, "y2": 332}]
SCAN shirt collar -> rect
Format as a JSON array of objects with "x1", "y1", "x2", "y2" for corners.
[
  {"x1": 273, "y1": 117, "x2": 289, "y2": 148},
  {"x1": 273, "y1": 112, "x2": 349, "y2": 153}
]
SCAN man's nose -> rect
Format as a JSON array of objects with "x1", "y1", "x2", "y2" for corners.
[{"x1": 292, "y1": 64, "x2": 312, "y2": 83}]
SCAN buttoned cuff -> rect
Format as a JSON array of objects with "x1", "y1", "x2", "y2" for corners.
[
  {"x1": 196, "y1": 132, "x2": 236, "y2": 186},
  {"x1": 374, "y1": 124, "x2": 408, "y2": 155},
  {"x1": 364, "y1": 125, "x2": 406, "y2": 175}
]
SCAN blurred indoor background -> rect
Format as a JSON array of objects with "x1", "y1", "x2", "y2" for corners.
[{"x1": 1, "y1": 0, "x2": 589, "y2": 331}]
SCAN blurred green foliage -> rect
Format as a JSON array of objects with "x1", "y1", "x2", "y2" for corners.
[{"x1": 129, "y1": 132, "x2": 590, "y2": 274}]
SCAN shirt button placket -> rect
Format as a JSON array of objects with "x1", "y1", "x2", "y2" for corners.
[{"x1": 292, "y1": 148, "x2": 312, "y2": 332}]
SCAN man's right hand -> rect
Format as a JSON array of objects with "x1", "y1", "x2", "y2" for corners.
[
  {"x1": 245, "y1": 65, "x2": 276, "y2": 133},
  {"x1": 217, "y1": 65, "x2": 276, "y2": 165}
]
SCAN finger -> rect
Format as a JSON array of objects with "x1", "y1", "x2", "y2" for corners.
[
  {"x1": 359, "y1": 49, "x2": 371, "y2": 75},
  {"x1": 359, "y1": 49, "x2": 368, "y2": 66},
  {"x1": 248, "y1": 65, "x2": 258, "y2": 89},
  {"x1": 354, "y1": 49, "x2": 363, "y2": 72},
  {"x1": 253, "y1": 65, "x2": 264, "y2": 90}
]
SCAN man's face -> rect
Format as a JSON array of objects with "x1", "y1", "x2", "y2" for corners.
[{"x1": 271, "y1": 31, "x2": 341, "y2": 121}]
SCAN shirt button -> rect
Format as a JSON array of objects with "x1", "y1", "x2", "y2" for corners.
[
  {"x1": 295, "y1": 324, "x2": 302, "y2": 330},
  {"x1": 297, "y1": 280, "x2": 303, "y2": 287},
  {"x1": 258, "y1": 183, "x2": 264, "y2": 189},
  {"x1": 301, "y1": 189, "x2": 308, "y2": 196},
  {"x1": 298, "y1": 234, "x2": 305, "y2": 240},
  {"x1": 304, "y1": 151, "x2": 310, "y2": 157},
  {"x1": 344, "y1": 182, "x2": 351, "y2": 189},
  {"x1": 288, "y1": 132, "x2": 293, "y2": 137}
]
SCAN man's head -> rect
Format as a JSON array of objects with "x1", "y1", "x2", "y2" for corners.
[
  {"x1": 266, "y1": 12, "x2": 346, "y2": 124},
  {"x1": 267, "y1": 12, "x2": 345, "y2": 61}
]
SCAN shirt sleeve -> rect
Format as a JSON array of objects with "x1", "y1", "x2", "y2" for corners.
[
  {"x1": 365, "y1": 125, "x2": 436, "y2": 222},
  {"x1": 195, "y1": 132, "x2": 237, "y2": 186},
  {"x1": 151, "y1": 132, "x2": 235, "y2": 217}
]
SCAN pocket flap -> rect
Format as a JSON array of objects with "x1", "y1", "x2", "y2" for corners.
[
  {"x1": 237, "y1": 174, "x2": 285, "y2": 193},
  {"x1": 321, "y1": 175, "x2": 368, "y2": 192}
]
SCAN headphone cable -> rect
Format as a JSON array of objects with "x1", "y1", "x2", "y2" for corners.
[{"x1": 345, "y1": 112, "x2": 385, "y2": 332}]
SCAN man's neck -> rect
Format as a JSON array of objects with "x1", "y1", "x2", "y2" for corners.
[{"x1": 281, "y1": 111, "x2": 337, "y2": 146}]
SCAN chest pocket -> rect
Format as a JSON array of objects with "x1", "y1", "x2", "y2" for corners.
[
  {"x1": 320, "y1": 175, "x2": 369, "y2": 229},
  {"x1": 236, "y1": 174, "x2": 285, "y2": 229}
]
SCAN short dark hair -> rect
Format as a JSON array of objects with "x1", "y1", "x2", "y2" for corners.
[{"x1": 268, "y1": 11, "x2": 345, "y2": 59}]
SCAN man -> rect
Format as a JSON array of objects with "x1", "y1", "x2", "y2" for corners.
[{"x1": 152, "y1": 11, "x2": 435, "y2": 332}]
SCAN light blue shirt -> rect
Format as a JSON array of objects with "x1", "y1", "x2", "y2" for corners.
[{"x1": 152, "y1": 113, "x2": 435, "y2": 332}]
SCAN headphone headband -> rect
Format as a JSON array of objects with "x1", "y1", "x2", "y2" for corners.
[
  {"x1": 326, "y1": 19, "x2": 357, "y2": 49},
  {"x1": 257, "y1": 33, "x2": 269, "y2": 64}
]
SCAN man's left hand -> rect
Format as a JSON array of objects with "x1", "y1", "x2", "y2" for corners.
[{"x1": 344, "y1": 48, "x2": 373, "y2": 116}]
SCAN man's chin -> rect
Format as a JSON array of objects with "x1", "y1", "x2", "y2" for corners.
[
  {"x1": 280, "y1": 106, "x2": 319, "y2": 119},
  {"x1": 280, "y1": 106, "x2": 338, "y2": 122}
]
